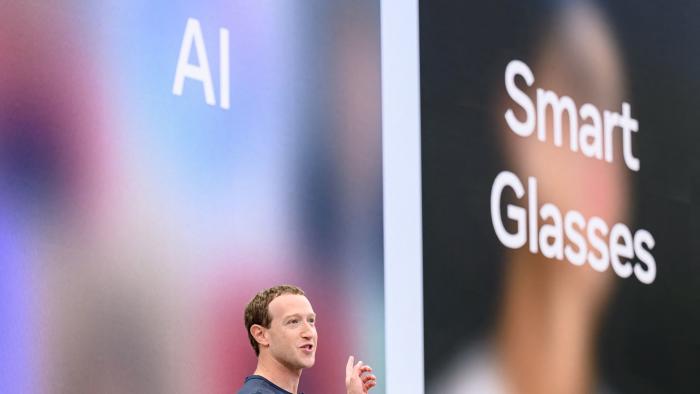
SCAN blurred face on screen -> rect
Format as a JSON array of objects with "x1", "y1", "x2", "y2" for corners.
[
  {"x1": 265, "y1": 294, "x2": 318, "y2": 370},
  {"x1": 507, "y1": 0, "x2": 626, "y2": 301},
  {"x1": 494, "y1": 2, "x2": 627, "y2": 393}
]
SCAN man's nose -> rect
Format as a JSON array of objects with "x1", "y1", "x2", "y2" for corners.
[{"x1": 300, "y1": 322, "x2": 315, "y2": 339}]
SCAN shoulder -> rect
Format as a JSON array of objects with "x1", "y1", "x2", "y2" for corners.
[
  {"x1": 237, "y1": 375, "x2": 291, "y2": 394},
  {"x1": 428, "y1": 342, "x2": 505, "y2": 394}
]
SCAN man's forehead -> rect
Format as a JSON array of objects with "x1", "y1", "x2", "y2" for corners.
[{"x1": 268, "y1": 293, "x2": 315, "y2": 317}]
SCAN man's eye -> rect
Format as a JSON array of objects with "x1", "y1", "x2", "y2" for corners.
[
  {"x1": 288, "y1": 319, "x2": 298, "y2": 325},
  {"x1": 308, "y1": 319, "x2": 315, "y2": 324}
]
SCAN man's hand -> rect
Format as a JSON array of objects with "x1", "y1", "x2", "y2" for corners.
[{"x1": 345, "y1": 356, "x2": 377, "y2": 394}]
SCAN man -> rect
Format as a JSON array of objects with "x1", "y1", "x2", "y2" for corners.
[{"x1": 238, "y1": 285, "x2": 377, "y2": 394}]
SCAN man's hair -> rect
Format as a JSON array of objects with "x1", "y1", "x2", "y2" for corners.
[{"x1": 244, "y1": 284, "x2": 306, "y2": 356}]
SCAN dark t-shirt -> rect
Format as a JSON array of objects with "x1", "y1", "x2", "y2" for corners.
[{"x1": 237, "y1": 375, "x2": 302, "y2": 394}]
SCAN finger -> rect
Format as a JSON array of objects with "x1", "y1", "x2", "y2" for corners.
[
  {"x1": 363, "y1": 380, "x2": 377, "y2": 391},
  {"x1": 362, "y1": 374, "x2": 376, "y2": 383},
  {"x1": 346, "y1": 356, "x2": 354, "y2": 376},
  {"x1": 354, "y1": 360, "x2": 364, "y2": 374},
  {"x1": 359, "y1": 365, "x2": 373, "y2": 374}
]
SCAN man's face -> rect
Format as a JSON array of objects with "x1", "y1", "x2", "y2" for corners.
[{"x1": 265, "y1": 294, "x2": 317, "y2": 370}]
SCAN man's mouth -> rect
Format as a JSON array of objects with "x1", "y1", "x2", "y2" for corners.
[{"x1": 300, "y1": 344, "x2": 314, "y2": 351}]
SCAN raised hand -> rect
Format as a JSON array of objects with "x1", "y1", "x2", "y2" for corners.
[{"x1": 345, "y1": 356, "x2": 377, "y2": 394}]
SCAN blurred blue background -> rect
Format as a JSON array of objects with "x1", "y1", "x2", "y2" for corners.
[{"x1": 0, "y1": 2, "x2": 383, "y2": 393}]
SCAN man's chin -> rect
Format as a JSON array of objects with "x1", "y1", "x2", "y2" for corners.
[
  {"x1": 303, "y1": 358, "x2": 316, "y2": 369},
  {"x1": 299, "y1": 355, "x2": 316, "y2": 369}
]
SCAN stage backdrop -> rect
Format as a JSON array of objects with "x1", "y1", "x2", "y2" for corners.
[
  {"x1": 421, "y1": 1, "x2": 700, "y2": 393},
  {"x1": 0, "y1": 2, "x2": 384, "y2": 393}
]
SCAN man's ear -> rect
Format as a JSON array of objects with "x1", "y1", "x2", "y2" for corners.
[{"x1": 251, "y1": 324, "x2": 269, "y2": 348}]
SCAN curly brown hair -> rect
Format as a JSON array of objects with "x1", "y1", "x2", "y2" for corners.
[{"x1": 244, "y1": 285, "x2": 306, "y2": 356}]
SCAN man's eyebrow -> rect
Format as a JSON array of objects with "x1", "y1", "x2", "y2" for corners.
[{"x1": 282, "y1": 313, "x2": 316, "y2": 320}]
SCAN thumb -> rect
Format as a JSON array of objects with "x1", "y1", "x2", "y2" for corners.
[{"x1": 346, "y1": 356, "x2": 355, "y2": 376}]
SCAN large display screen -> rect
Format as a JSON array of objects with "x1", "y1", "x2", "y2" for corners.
[
  {"x1": 421, "y1": 1, "x2": 700, "y2": 393},
  {"x1": 1, "y1": 2, "x2": 383, "y2": 393}
]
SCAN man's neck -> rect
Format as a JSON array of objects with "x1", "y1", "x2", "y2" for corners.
[
  {"x1": 495, "y1": 250, "x2": 609, "y2": 394},
  {"x1": 254, "y1": 353, "x2": 302, "y2": 394}
]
